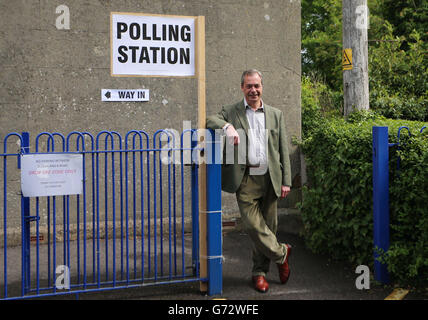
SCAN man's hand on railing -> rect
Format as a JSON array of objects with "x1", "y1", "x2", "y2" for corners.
[{"x1": 225, "y1": 125, "x2": 240, "y2": 145}]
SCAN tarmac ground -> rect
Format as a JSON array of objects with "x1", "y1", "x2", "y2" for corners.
[
  {"x1": 62, "y1": 229, "x2": 425, "y2": 301},
  {"x1": 1, "y1": 212, "x2": 426, "y2": 301}
]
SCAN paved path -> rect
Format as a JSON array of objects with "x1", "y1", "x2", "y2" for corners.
[
  {"x1": 2, "y1": 223, "x2": 426, "y2": 300},
  {"x1": 41, "y1": 229, "x2": 426, "y2": 300}
]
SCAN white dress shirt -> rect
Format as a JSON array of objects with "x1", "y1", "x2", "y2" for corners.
[{"x1": 244, "y1": 98, "x2": 267, "y2": 169}]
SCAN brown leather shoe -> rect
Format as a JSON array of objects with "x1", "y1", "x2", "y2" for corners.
[
  {"x1": 252, "y1": 276, "x2": 269, "y2": 293},
  {"x1": 277, "y1": 244, "x2": 292, "y2": 284}
]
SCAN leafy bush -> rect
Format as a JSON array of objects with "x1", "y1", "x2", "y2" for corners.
[
  {"x1": 301, "y1": 0, "x2": 343, "y2": 89},
  {"x1": 298, "y1": 106, "x2": 428, "y2": 287},
  {"x1": 301, "y1": 76, "x2": 342, "y2": 138},
  {"x1": 383, "y1": 129, "x2": 428, "y2": 287},
  {"x1": 369, "y1": 23, "x2": 428, "y2": 122}
]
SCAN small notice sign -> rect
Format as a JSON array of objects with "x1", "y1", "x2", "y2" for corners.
[
  {"x1": 342, "y1": 48, "x2": 353, "y2": 70},
  {"x1": 101, "y1": 89, "x2": 150, "y2": 102},
  {"x1": 21, "y1": 154, "x2": 83, "y2": 197}
]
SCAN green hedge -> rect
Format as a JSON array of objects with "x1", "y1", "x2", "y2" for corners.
[
  {"x1": 299, "y1": 113, "x2": 428, "y2": 287},
  {"x1": 369, "y1": 24, "x2": 427, "y2": 122}
]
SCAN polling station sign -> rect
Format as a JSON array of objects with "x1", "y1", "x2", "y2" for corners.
[
  {"x1": 21, "y1": 154, "x2": 83, "y2": 197},
  {"x1": 111, "y1": 12, "x2": 196, "y2": 77}
]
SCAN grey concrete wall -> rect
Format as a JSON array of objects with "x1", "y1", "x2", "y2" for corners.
[{"x1": 0, "y1": 0, "x2": 301, "y2": 231}]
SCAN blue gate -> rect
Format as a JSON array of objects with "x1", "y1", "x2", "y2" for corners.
[
  {"x1": 1, "y1": 129, "x2": 222, "y2": 299},
  {"x1": 372, "y1": 125, "x2": 426, "y2": 284}
]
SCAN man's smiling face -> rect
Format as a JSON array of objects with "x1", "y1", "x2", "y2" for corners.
[{"x1": 241, "y1": 73, "x2": 263, "y2": 109}]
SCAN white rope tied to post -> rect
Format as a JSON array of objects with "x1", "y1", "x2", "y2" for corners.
[
  {"x1": 200, "y1": 210, "x2": 223, "y2": 214},
  {"x1": 200, "y1": 255, "x2": 225, "y2": 262}
]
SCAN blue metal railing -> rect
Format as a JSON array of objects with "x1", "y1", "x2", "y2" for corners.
[
  {"x1": 372, "y1": 125, "x2": 426, "y2": 284},
  {"x1": 372, "y1": 126, "x2": 391, "y2": 284},
  {"x1": 1, "y1": 129, "x2": 223, "y2": 299}
]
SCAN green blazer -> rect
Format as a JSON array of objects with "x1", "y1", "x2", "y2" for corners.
[{"x1": 206, "y1": 100, "x2": 292, "y2": 198}]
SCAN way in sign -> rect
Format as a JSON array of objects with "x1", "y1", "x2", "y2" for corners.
[
  {"x1": 118, "y1": 91, "x2": 139, "y2": 99},
  {"x1": 101, "y1": 89, "x2": 150, "y2": 102}
]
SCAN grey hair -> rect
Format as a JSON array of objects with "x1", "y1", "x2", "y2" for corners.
[{"x1": 241, "y1": 69, "x2": 263, "y2": 87}]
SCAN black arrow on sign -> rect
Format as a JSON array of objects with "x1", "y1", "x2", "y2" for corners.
[{"x1": 105, "y1": 91, "x2": 111, "y2": 99}]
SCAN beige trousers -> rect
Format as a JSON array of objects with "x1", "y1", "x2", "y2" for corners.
[{"x1": 236, "y1": 171, "x2": 288, "y2": 277}]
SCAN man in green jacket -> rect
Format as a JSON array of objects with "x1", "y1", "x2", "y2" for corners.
[{"x1": 206, "y1": 69, "x2": 292, "y2": 293}]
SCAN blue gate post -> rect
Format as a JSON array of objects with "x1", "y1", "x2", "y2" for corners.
[
  {"x1": 206, "y1": 129, "x2": 222, "y2": 295},
  {"x1": 20, "y1": 132, "x2": 31, "y2": 294},
  {"x1": 372, "y1": 126, "x2": 390, "y2": 284}
]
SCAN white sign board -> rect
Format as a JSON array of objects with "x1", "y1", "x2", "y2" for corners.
[
  {"x1": 21, "y1": 154, "x2": 83, "y2": 197},
  {"x1": 101, "y1": 89, "x2": 150, "y2": 101},
  {"x1": 111, "y1": 12, "x2": 196, "y2": 77}
]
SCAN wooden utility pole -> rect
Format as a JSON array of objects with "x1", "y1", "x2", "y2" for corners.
[{"x1": 342, "y1": 0, "x2": 369, "y2": 116}]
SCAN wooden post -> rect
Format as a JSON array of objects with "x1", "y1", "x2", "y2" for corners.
[
  {"x1": 342, "y1": 0, "x2": 369, "y2": 116},
  {"x1": 196, "y1": 15, "x2": 208, "y2": 293}
]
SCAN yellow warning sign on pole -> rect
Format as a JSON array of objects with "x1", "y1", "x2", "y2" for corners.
[{"x1": 342, "y1": 48, "x2": 353, "y2": 70}]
